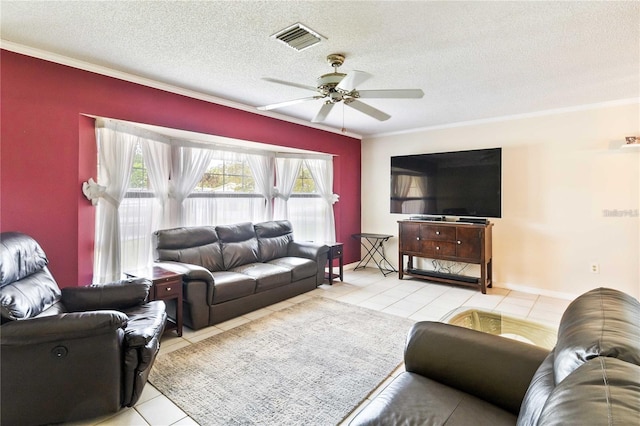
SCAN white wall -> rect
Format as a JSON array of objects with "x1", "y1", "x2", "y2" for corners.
[{"x1": 362, "y1": 102, "x2": 640, "y2": 299}]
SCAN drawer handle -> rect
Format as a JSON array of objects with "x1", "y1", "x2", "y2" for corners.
[
  {"x1": 416, "y1": 237, "x2": 420, "y2": 240},
  {"x1": 165, "y1": 287, "x2": 171, "y2": 291},
  {"x1": 436, "y1": 246, "x2": 440, "y2": 250},
  {"x1": 435, "y1": 231, "x2": 440, "y2": 235},
  {"x1": 457, "y1": 241, "x2": 461, "y2": 245}
]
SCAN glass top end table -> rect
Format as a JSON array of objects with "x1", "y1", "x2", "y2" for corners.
[{"x1": 441, "y1": 307, "x2": 558, "y2": 350}]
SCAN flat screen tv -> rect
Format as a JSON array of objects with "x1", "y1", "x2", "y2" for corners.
[{"x1": 390, "y1": 148, "x2": 501, "y2": 218}]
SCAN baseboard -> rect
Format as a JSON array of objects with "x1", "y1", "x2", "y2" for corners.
[
  {"x1": 345, "y1": 265, "x2": 579, "y2": 300},
  {"x1": 343, "y1": 262, "x2": 361, "y2": 271},
  {"x1": 498, "y1": 282, "x2": 578, "y2": 300}
]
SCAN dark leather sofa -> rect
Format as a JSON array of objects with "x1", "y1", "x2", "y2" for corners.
[
  {"x1": 153, "y1": 220, "x2": 329, "y2": 330},
  {"x1": 0, "y1": 232, "x2": 167, "y2": 426},
  {"x1": 350, "y1": 287, "x2": 640, "y2": 425}
]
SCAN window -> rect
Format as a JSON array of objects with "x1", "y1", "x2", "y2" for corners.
[
  {"x1": 129, "y1": 144, "x2": 150, "y2": 192},
  {"x1": 93, "y1": 120, "x2": 338, "y2": 281},
  {"x1": 119, "y1": 142, "x2": 158, "y2": 272},
  {"x1": 294, "y1": 164, "x2": 316, "y2": 193},
  {"x1": 183, "y1": 154, "x2": 265, "y2": 226},
  {"x1": 193, "y1": 158, "x2": 255, "y2": 193},
  {"x1": 287, "y1": 163, "x2": 326, "y2": 242}
]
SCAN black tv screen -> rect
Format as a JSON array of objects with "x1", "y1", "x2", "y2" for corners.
[{"x1": 390, "y1": 148, "x2": 502, "y2": 218}]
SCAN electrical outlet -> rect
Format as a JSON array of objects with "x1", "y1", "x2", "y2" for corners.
[{"x1": 590, "y1": 263, "x2": 600, "y2": 274}]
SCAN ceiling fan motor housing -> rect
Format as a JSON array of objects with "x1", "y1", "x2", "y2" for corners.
[
  {"x1": 317, "y1": 72, "x2": 346, "y2": 94},
  {"x1": 326, "y1": 53, "x2": 345, "y2": 68}
]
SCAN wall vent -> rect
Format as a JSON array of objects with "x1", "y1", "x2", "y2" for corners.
[{"x1": 272, "y1": 23, "x2": 325, "y2": 51}]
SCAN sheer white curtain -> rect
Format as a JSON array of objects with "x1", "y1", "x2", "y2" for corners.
[
  {"x1": 119, "y1": 138, "x2": 173, "y2": 269},
  {"x1": 273, "y1": 157, "x2": 302, "y2": 220},
  {"x1": 93, "y1": 123, "x2": 138, "y2": 283},
  {"x1": 169, "y1": 145, "x2": 215, "y2": 226},
  {"x1": 305, "y1": 157, "x2": 339, "y2": 243},
  {"x1": 183, "y1": 150, "x2": 265, "y2": 226},
  {"x1": 141, "y1": 138, "x2": 172, "y2": 229},
  {"x1": 246, "y1": 153, "x2": 275, "y2": 222}
]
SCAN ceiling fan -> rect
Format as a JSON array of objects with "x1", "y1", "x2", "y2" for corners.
[{"x1": 258, "y1": 53, "x2": 424, "y2": 123}]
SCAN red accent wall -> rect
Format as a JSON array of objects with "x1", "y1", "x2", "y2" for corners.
[{"x1": 1, "y1": 50, "x2": 361, "y2": 287}]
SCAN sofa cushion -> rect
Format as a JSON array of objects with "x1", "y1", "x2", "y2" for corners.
[
  {"x1": 0, "y1": 268, "x2": 61, "y2": 321},
  {"x1": 537, "y1": 357, "x2": 640, "y2": 425},
  {"x1": 217, "y1": 223, "x2": 260, "y2": 269},
  {"x1": 254, "y1": 220, "x2": 293, "y2": 261},
  {"x1": 216, "y1": 222, "x2": 256, "y2": 242},
  {"x1": 221, "y1": 239, "x2": 260, "y2": 270},
  {"x1": 230, "y1": 263, "x2": 291, "y2": 292},
  {"x1": 154, "y1": 227, "x2": 224, "y2": 272},
  {"x1": 553, "y1": 287, "x2": 640, "y2": 384},
  {"x1": 0, "y1": 232, "x2": 62, "y2": 321},
  {"x1": 0, "y1": 231, "x2": 50, "y2": 287},
  {"x1": 211, "y1": 271, "x2": 257, "y2": 304},
  {"x1": 350, "y1": 372, "x2": 517, "y2": 426},
  {"x1": 267, "y1": 257, "x2": 317, "y2": 282}
]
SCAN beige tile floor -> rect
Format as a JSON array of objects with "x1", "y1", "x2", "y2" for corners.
[{"x1": 68, "y1": 267, "x2": 572, "y2": 426}]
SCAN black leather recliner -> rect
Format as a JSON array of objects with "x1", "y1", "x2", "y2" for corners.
[{"x1": 0, "y1": 232, "x2": 168, "y2": 426}]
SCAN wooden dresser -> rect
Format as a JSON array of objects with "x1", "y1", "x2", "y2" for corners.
[{"x1": 398, "y1": 220, "x2": 493, "y2": 293}]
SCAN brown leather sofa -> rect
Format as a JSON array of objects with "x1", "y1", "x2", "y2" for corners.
[
  {"x1": 350, "y1": 287, "x2": 640, "y2": 425},
  {"x1": 0, "y1": 232, "x2": 167, "y2": 426},
  {"x1": 154, "y1": 220, "x2": 329, "y2": 330}
]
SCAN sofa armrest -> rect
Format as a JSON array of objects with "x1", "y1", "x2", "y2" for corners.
[
  {"x1": 122, "y1": 301, "x2": 167, "y2": 348},
  {"x1": 0, "y1": 311, "x2": 128, "y2": 345},
  {"x1": 405, "y1": 321, "x2": 549, "y2": 415},
  {"x1": 155, "y1": 261, "x2": 215, "y2": 283},
  {"x1": 288, "y1": 241, "x2": 330, "y2": 261},
  {"x1": 61, "y1": 278, "x2": 151, "y2": 311},
  {"x1": 288, "y1": 242, "x2": 330, "y2": 285}
]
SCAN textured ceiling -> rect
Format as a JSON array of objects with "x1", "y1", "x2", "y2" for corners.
[{"x1": 1, "y1": 1, "x2": 639, "y2": 137}]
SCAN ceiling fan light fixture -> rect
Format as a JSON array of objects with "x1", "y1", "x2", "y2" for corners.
[
  {"x1": 317, "y1": 72, "x2": 346, "y2": 92},
  {"x1": 271, "y1": 23, "x2": 325, "y2": 51}
]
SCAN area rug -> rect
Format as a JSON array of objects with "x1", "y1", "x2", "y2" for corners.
[{"x1": 149, "y1": 296, "x2": 415, "y2": 425}]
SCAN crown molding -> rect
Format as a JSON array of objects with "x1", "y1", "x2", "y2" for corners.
[
  {"x1": 368, "y1": 98, "x2": 640, "y2": 140},
  {"x1": 1, "y1": 40, "x2": 362, "y2": 140}
]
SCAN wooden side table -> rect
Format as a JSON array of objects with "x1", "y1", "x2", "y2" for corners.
[
  {"x1": 325, "y1": 242, "x2": 344, "y2": 285},
  {"x1": 125, "y1": 266, "x2": 183, "y2": 337}
]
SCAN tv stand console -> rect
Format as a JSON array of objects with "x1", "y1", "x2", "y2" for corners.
[{"x1": 398, "y1": 220, "x2": 493, "y2": 293}]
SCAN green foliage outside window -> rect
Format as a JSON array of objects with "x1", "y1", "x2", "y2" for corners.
[
  {"x1": 129, "y1": 144, "x2": 149, "y2": 190},
  {"x1": 194, "y1": 159, "x2": 255, "y2": 193},
  {"x1": 126, "y1": 147, "x2": 317, "y2": 196},
  {"x1": 293, "y1": 164, "x2": 316, "y2": 193}
]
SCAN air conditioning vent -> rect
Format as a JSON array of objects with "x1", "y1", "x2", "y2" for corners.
[{"x1": 272, "y1": 23, "x2": 325, "y2": 51}]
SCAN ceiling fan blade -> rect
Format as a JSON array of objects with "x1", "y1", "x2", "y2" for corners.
[
  {"x1": 258, "y1": 96, "x2": 321, "y2": 111},
  {"x1": 336, "y1": 70, "x2": 372, "y2": 92},
  {"x1": 357, "y1": 89, "x2": 424, "y2": 99},
  {"x1": 346, "y1": 100, "x2": 391, "y2": 121},
  {"x1": 311, "y1": 102, "x2": 335, "y2": 123},
  {"x1": 262, "y1": 77, "x2": 317, "y2": 92}
]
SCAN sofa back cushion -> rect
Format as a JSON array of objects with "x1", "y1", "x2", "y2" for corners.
[
  {"x1": 516, "y1": 352, "x2": 555, "y2": 426},
  {"x1": 537, "y1": 357, "x2": 640, "y2": 425},
  {"x1": 254, "y1": 220, "x2": 293, "y2": 262},
  {"x1": 0, "y1": 232, "x2": 61, "y2": 321},
  {"x1": 154, "y1": 227, "x2": 224, "y2": 272},
  {"x1": 553, "y1": 287, "x2": 640, "y2": 384},
  {"x1": 216, "y1": 222, "x2": 259, "y2": 269}
]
